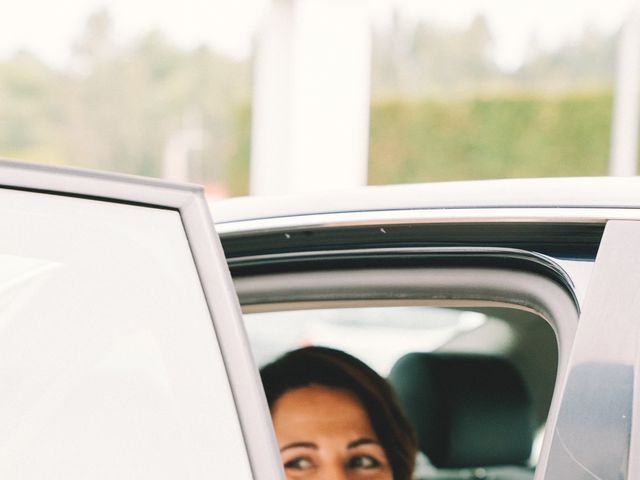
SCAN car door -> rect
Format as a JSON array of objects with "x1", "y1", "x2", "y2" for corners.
[
  {"x1": 537, "y1": 220, "x2": 640, "y2": 480},
  {"x1": 0, "y1": 160, "x2": 282, "y2": 479}
]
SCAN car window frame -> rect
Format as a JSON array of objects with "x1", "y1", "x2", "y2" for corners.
[{"x1": 232, "y1": 254, "x2": 581, "y2": 476}]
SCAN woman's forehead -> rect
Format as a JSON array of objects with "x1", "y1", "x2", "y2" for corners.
[{"x1": 272, "y1": 385, "x2": 378, "y2": 442}]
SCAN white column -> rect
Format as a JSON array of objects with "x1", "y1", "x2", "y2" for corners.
[
  {"x1": 610, "y1": 5, "x2": 640, "y2": 177},
  {"x1": 250, "y1": 0, "x2": 371, "y2": 195},
  {"x1": 250, "y1": 0, "x2": 294, "y2": 194}
]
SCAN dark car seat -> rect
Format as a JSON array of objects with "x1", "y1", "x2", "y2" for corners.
[{"x1": 388, "y1": 352, "x2": 535, "y2": 480}]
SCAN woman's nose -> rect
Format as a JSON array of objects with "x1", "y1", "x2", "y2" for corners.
[{"x1": 318, "y1": 463, "x2": 349, "y2": 480}]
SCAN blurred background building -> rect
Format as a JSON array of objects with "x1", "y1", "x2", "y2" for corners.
[{"x1": 0, "y1": 0, "x2": 638, "y2": 198}]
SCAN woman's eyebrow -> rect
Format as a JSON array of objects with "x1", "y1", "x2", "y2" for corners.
[
  {"x1": 347, "y1": 438, "x2": 381, "y2": 449},
  {"x1": 280, "y1": 442, "x2": 318, "y2": 452}
]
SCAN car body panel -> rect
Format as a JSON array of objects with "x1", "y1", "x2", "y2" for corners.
[
  {"x1": 212, "y1": 177, "x2": 640, "y2": 227},
  {"x1": 540, "y1": 220, "x2": 640, "y2": 480}
]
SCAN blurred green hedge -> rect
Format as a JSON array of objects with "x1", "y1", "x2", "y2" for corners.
[{"x1": 368, "y1": 91, "x2": 615, "y2": 184}]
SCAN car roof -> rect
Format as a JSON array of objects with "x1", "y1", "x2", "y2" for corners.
[{"x1": 210, "y1": 177, "x2": 640, "y2": 226}]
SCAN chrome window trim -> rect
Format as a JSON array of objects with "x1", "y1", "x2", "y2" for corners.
[
  {"x1": 216, "y1": 207, "x2": 640, "y2": 237},
  {"x1": 229, "y1": 246, "x2": 580, "y2": 310},
  {"x1": 0, "y1": 159, "x2": 197, "y2": 208},
  {"x1": 233, "y1": 266, "x2": 578, "y2": 338},
  {"x1": 0, "y1": 159, "x2": 282, "y2": 480}
]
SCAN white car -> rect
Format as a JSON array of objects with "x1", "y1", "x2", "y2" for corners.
[{"x1": 2, "y1": 159, "x2": 639, "y2": 480}]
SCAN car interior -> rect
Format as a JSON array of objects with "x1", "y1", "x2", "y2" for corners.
[
  {"x1": 390, "y1": 350, "x2": 537, "y2": 480},
  {"x1": 244, "y1": 302, "x2": 562, "y2": 480}
]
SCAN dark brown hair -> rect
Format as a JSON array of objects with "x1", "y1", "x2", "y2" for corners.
[{"x1": 260, "y1": 346, "x2": 417, "y2": 480}]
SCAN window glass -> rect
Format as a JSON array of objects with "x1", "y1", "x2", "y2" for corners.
[{"x1": 0, "y1": 188, "x2": 251, "y2": 479}]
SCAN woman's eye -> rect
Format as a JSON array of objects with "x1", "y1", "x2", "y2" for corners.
[
  {"x1": 284, "y1": 457, "x2": 314, "y2": 470},
  {"x1": 347, "y1": 454, "x2": 382, "y2": 469}
]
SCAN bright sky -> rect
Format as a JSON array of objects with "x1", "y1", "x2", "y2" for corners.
[
  {"x1": 385, "y1": 0, "x2": 639, "y2": 69},
  {"x1": 0, "y1": 0, "x2": 271, "y2": 66},
  {"x1": 1, "y1": 0, "x2": 637, "y2": 69}
]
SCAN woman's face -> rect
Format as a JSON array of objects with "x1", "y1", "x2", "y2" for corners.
[{"x1": 272, "y1": 385, "x2": 393, "y2": 480}]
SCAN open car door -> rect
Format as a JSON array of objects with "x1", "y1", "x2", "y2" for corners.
[
  {"x1": 538, "y1": 220, "x2": 640, "y2": 479},
  {"x1": 0, "y1": 160, "x2": 282, "y2": 479}
]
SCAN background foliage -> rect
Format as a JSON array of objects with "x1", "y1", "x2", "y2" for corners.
[
  {"x1": 368, "y1": 91, "x2": 612, "y2": 184},
  {"x1": 0, "y1": 10, "x2": 626, "y2": 196}
]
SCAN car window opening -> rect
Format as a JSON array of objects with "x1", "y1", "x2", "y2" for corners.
[{"x1": 245, "y1": 305, "x2": 558, "y2": 480}]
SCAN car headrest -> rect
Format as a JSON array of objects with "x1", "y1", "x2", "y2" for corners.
[{"x1": 388, "y1": 352, "x2": 534, "y2": 469}]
